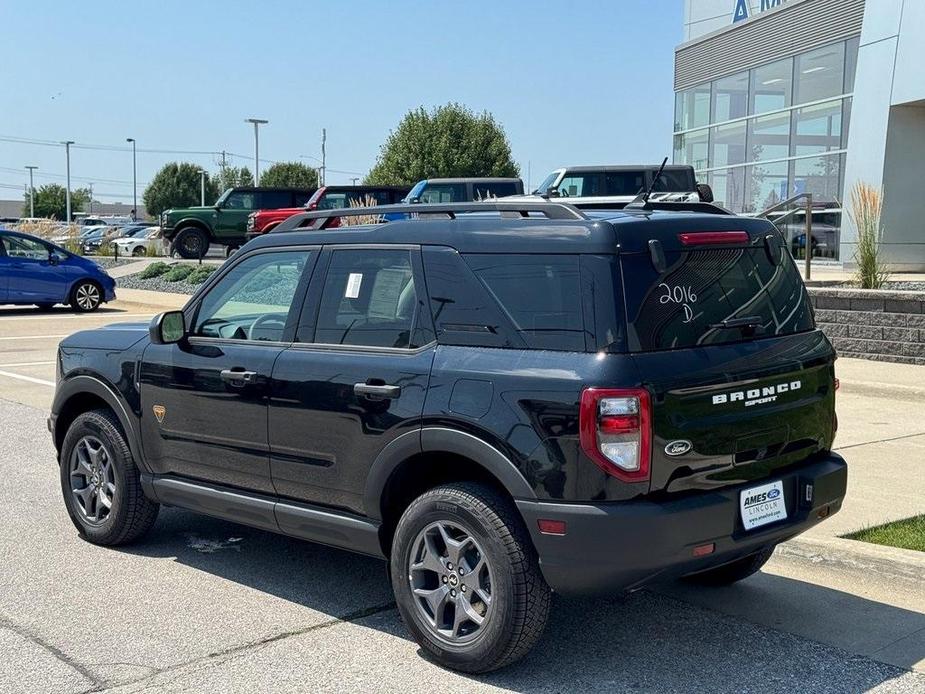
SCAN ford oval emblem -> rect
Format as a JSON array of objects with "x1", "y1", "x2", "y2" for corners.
[
  {"x1": 767, "y1": 488, "x2": 781, "y2": 500},
  {"x1": 665, "y1": 440, "x2": 693, "y2": 457}
]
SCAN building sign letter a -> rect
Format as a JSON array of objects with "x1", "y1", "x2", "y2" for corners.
[{"x1": 733, "y1": 0, "x2": 750, "y2": 23}]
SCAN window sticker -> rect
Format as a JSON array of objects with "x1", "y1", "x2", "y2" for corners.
[{"x1": 345, "y1": 272, "x2": 363, "y2": 299}]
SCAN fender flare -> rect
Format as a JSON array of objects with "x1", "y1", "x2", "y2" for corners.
[
  {"x1": 52, "y1": 374, "x2": 149, "y2": 473},
  {"x1": 169, "y1": 219, "x2": 212, "y2": 240},
  {"x1": 363, "y1": 426, "x2": 536, "y2": 520}
]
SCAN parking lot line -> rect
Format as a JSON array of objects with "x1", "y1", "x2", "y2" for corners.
[
  {"x1": 0, "y1": 335, "x2": 68, "y2": 341},
  {"x1": 0, "y1": 369, "x2": 55, "y2": 387},
  {"x1": 0, "y1": 361, "x2": 56, "y2": 367}
]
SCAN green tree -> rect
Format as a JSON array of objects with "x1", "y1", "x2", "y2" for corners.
[
  {"x1": 259, "y1": 161, "x2": 319, "y2": 188},
  {"x1": 23, "y1": 184, "x2": 90, "y2": 220},
  {"x1": 365, "y1": 103, "x2": 519, "y2": 185},
  {"x1": 214, "y1": 165, "x2": 254, "y2": 191},
  {"x1": 143, "y1": 162, "x2": 220, "y2": 217}
]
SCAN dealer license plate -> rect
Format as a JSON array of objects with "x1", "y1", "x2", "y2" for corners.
[{"x1": 740, "y1": 480, "x2": 787, "y2": 531}]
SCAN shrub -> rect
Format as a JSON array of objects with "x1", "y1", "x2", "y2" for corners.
[
  {"x1": 139, "y1": 261, "x2": 170, "y2": 279},
  {"x1": 187, "y1": 265, "x2": 217, "y2": 285},
  {"x1": 849, "y1": 182, "x2": 889, "y2": 289},
  {"x1": 96, "y1": 241, "x2": 114, "y2": 257},
  {"x1": 145, "y1": 242, "x2": 162, "y2": 258},
  {"x1": 163, "y1": 264, "x2": 195, "y2": 282}
]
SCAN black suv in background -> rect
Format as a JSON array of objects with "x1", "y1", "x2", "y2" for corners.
[{"x1": 50, "y1": 200, "x2": 846, "y2": 673}]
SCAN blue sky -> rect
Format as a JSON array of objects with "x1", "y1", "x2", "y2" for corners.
[{"x1": 1, "y1": 1, "x2": 682, "y2": 204}]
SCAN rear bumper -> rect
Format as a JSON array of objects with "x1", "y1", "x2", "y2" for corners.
[{"x1": 517, "y1": 452, "x2": 847, "y2": 595}]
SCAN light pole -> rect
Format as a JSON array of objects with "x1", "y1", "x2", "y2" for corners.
[
  {"x1": 198, "y1": 170, "x2": 206, "y2": 206},
  {"x1": 126, "y1": 138, "x2": 137, "y2": 219},
  {"x1": 245, "y1": 118, "x2": 268, "y2": 185},
  {"x1": 25, "y1": 166, "x2": 37, "y2": 217},
  {"x1": 350, "y1": 177, "x2": 359, "y2": 186},
  {"x1": 62, "y1": 141, "x2": 74, "y2": 223},
  {"x1": 88, "y1": 183, "x2": 94, "y2": 214}
]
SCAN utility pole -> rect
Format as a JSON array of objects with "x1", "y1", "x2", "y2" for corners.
[
  {"x1": 62, "y1": 141, "x2": 74, "y2": 223},
  {"x1": 199, "y1": 170, "x2": 206, "y2": 206},
  {"x1": 245, "y1": 118, "x2": 268, "y2": 185},
  {"x1": 126, "y1": 138, "x2": 137, "y2": 219},
  {"x1": 25, "y1": 166, "x2": 37, "y2": 217},
  {"x1": 88, "y1": 183, "x2": 94, "y2": 214},
  {"x1": 350, "y1": 177, "x2": 359, "y2": 186},
  {"x1": 320, "y1": 128, "x2": 326, "y2": 186}
]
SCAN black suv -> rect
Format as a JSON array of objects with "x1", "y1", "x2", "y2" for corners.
[{"x1": 49, "y1": 200, "x2": 847, "y2": 673}]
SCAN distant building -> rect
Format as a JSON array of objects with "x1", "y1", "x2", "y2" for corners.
[
  {"x1": 0, "y1": 199, "x2": 148, "y2": 221},
  {"x1": 675, "y1": 0, "x2": 925, "y2": 270}
]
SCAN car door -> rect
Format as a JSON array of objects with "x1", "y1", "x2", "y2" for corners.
[
  {"x1": 268, "y1": 246, "x2": 435, "y2": 514},
  {"x1": 139, "y1": 248, "x2": 317, "y2": 493},
  {"x1": 216, "y1": 190, "x2": 262, "y2": 236},
  {"x1": 2, "y1": 233, "x2": 68, "y2": 303},
  {"x1": 0, "y1": 236, "x2": 9, "y2": 302}
]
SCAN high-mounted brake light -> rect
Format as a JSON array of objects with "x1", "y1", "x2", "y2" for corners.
[
  {"x1": 579, "y1": 388, "x2": 651, "y2": 482},
  {"x1": 678, "y1": 231, "x2": 750, "y2": 246}
]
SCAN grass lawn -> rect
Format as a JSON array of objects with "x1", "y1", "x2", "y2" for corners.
[{"x1": 846, "y1": 514, "x2": 925, "y2": 552}]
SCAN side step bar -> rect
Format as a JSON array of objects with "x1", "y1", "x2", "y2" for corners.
[{"x1": 143, "y1": 475, "x2": 385, "y2": 559}]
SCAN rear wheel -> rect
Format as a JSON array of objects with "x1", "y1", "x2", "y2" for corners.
[
  {"x1": 390, "y1": 482, "x2": 550, "y2": 673},
  {"x1": 684, "y1": 545, "x2": 776, "y2": 586},
  {"x1": 131, "y1": 246, "x2": 146, "y2": 257},
  {"x1": 70, "y1": 281, "x2": 102, "y2": 312},
  {"x1": 60, "y1": 409, "x2": 159, "y2": 545},
  {"x1": 173, "y1": 227, "x2": 209, "y2": 259}
]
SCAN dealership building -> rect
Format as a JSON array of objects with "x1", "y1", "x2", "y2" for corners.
[{"x1": 674, "y1": 0, "x2": 925, "y2": 270}]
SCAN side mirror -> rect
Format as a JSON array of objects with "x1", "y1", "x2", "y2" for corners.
[
  {"x1": 696, "y1": 183, "x2": 714, "y2": 203},
  {"x1": 546, "y1": 187, "x2": 560, "y2": 198},
  {"x1": 48, "y1": 252, "x2": 61, "y2": 266},
  {"x1": 149, "y1": 310, "x2": 187, "y2": 345},
  {"x1": 408, "y1": 196, "x2": 421, "y2": 204}
]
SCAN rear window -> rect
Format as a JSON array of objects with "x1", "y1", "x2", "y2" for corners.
[
  {"x1": 651, "y1": 169, "x2": 696, "y2": 192},
  {"x1": 465, "y1": 254, "x2": 584, "y2": 351},
  {"x1": 622, "y1": 243, "x2": 814, "y2": 352}
]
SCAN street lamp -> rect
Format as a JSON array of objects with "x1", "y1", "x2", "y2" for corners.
[
  {"x1": 126, "y1": 138, "x2": 137, "y2": 220},
  {"x1": 198, "y1": 170, "x2": 207, "y2": 206},
  {"x1": 244, "y1": 118, "x2": 268, "y2": 185},
  {"x1": 25, "y1": 166, "x2": 37, "y2": 217},
  {"x1": 61, "y1": 141, "x2": 74, "y2": 223}
]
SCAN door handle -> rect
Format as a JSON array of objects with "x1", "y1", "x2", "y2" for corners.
[
  {"x1": 220, "y1": 369, "x2": 259, "y2": 387},
  {"x1": 354, "y1": 382, "x2": 401, "y2": 399}
]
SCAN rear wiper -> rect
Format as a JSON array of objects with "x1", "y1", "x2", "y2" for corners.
[{"x1": 709, "y1": 315, "x2": 765, "y2": 331}]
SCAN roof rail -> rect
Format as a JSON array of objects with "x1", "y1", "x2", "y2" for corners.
[
  {"x1": 272, "y1": 200, "x2": 588, "y2": 232},
  {"x1": 577, "y1": 200, "x2": 735, "y2": 215}
]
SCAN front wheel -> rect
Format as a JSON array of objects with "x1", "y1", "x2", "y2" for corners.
[
  {"x1": 60, "y1": 409, "x2": 159, "y2": 545},
  {"x1": 390, "y1": 482, "x2": 550, "y2": 673},
  {"x1": 173, "y1": 227, "x2": 209, "y2": 259},
  {"x1": 131, "y1": 246, "x2": 146, "y2": 257},
  {"x1": 70, "y1": 281, "x2": 102, "y2": 312}
]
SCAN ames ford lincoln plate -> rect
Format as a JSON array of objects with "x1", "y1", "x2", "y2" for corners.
[{"x1": 48, "y1": 197, "x2": 846, "y2": 672}]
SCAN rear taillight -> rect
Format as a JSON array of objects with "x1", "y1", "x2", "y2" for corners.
[
  {"x1": 579, "y1": 388, "x2": 651, "y2": 482},
  {"x1": 678, "y1": 231, "x2": 749, "y2": 246}
]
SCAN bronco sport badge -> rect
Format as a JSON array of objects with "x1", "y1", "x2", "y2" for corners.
[{"x1": 711, "y1": 380, "x2": 802, "y2": 408}]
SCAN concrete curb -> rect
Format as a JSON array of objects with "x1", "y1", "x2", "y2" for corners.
[
  {"x1": 780, "y1": 535, "x2": 925, "y2": 585},
  {"x1": 114, "y1": 287, "x2": 191, "y2": 309}
]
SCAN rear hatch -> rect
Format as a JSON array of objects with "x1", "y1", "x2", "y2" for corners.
[{"x1": 616, "y1": 214, "x2": 836, "y2": 496}]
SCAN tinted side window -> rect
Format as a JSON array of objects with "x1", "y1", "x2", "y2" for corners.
[
  {"x1": 465, "y1": 254, "x2": 584, "y2": 351},
  {"x1": 419, "y1": 184, "x2": 466, "y2": 203},
  {"x1": 314, "y1": 249, "x2": 418, "y2": 348},
  {"x1": 294, "y1": 192, "x2": 314, "y2": 206},
  {"x1": 223, "y1": 191, "x2": 258, "y2": 210},
  {"x1": 558, "y1": 173, "x2": 603, "y2": 198},
  {"x1": 261, "y1": 191, "x2": 293, "y2": 209},
  {"x1": 604, "y1": 172, "x2": 646, "y2": 196},
  {"x1": 652, "y1": 169, "x2": 696, "y2": 192}
]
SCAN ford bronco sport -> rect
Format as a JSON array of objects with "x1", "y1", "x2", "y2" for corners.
[{"x1": 50, "y1": 199, "x2": 846, "y2": 673}]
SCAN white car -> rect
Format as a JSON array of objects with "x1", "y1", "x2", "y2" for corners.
[{"x1": 112, "y1": 226, "x2": 165, "y2": 257}]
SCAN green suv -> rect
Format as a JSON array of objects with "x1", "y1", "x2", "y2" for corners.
[{"x1": 160, "y1": 187, "x2": 315, "y2": 258}]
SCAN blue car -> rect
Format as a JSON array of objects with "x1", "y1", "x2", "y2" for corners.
[{"x1": 0, "y1": 228, "x2": 116, "y2": 312}]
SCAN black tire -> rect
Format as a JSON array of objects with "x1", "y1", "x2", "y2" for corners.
[
  {"x1": 173, "y1": 227, "x2": 209, "y2": 260},
  {"x1": 390, "y1": 482, "x2": 550, "y2": 673},
  {"x1": 60, "y1": 409, "x2": 159, "y2": 546},
  {"x1": 132, "y1": 246, "x2": 146, "y2": 257},
  {"x1": 70, "y1": 280, "x2": 102, "y2": 312},
  {"x1": 684, "y1": 545, "x2": 776, "y2": 586}
]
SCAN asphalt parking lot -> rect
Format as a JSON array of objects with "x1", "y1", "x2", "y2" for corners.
[{"x1": 1, "y1": 303, "x2": 924, "y2": 693}]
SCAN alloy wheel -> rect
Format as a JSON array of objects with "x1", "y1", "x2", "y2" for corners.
[
  {"x1": 75, "y1": 283, "x2": 100, "y2": 310},
  {"x1": 408, "y1": 521, "x2": 494, "y2": 644},
  {"x1": 69, "y1": 436, "x2": 116, "y2": 524}
]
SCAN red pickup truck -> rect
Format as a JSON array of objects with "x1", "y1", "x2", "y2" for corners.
[{"x1": 246, "y1": 185, "x2": 410, "y2": 237}]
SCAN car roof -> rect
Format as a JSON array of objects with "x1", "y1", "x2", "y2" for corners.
[
  {"x1": 230, "y1": 186, "x2": 316, "y2": 192},
  {"x1": 319, "y1": 185, "x2": 409, "y2": 192},
  {"x1": 560, "y1": 165, "x2": 694, "y2": 173},
  {"x1": 424, "y1": 177, "x2": 522, "y2": 184},
  {"x1": 246, "y1": 207, "x2": 771, "y2": 255}
]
